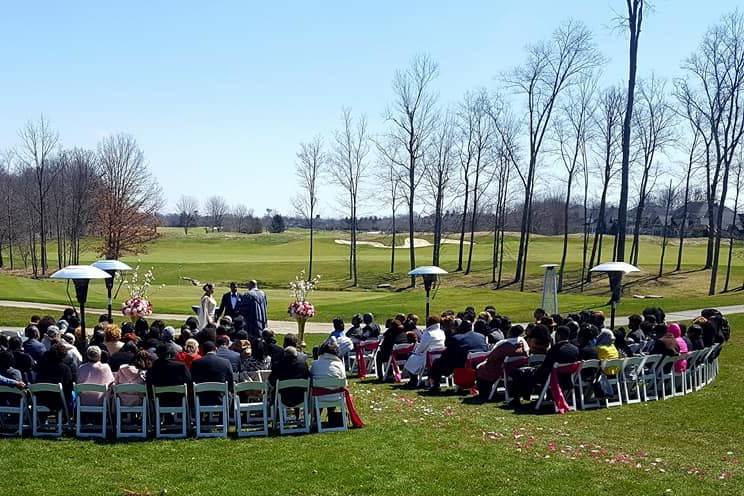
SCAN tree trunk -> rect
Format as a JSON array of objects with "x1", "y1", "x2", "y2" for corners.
[
  {"x1": 587, "y1": 179, "x2": 609, "y2": 282},
  {"x1": 457, "y1": 178, "x2": 470, "y2": 272},
  {"x1": 465, "y1": 164, "x2": 481, "y2": 275},
  {"x1": 676, "y1": 158, "x2": 692, "y2": 271},
  {"x1": 558, "y1": 175, "x2": 574, "y2": 292},
  {"x1": 514, "y1": 155, "x2": 536, "y2": 286},
  {"x1": 709, "y1": 163, "x2": 731, "y2": 295},
  {"x1": 723, "y1": 171, "x2": 740, "y2": 292},
  {"x1": 308, "y1": 215, "x2": 314, "y2": 279},
  {"x1": 390, "y1": 204, "x2": 396, "y2": 273}
]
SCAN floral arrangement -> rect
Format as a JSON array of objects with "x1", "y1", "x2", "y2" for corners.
[
  {"x1": 287, "y1": 270, "x2": 320, "y2": 347},
  {"x1": 288, "y1": 300, "x2": 316, "y2": 319},
  {"x1": 121, "y1": 263, "x2": 162, "y2": 318}
]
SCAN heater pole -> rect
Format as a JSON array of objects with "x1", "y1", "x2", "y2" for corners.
[{"x1": 425, "y1": 287, "x2": 431, "y2": 319}]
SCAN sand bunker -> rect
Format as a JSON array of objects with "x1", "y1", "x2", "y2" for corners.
[{"x1": 334, "y1": 237, "x2": 471, "y2": 249}]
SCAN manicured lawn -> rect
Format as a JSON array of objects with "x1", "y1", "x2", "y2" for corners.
[{"x1": 0, "y1": 316, "x2": 741, "y2": 495}]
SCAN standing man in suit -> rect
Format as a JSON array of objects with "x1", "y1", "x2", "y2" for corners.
[
  {"x1": 190, "y1": 341, "x2": 234, "y2": 405},
  {"x1": 217, "y1": 282, "x2": 241, "y2": 319},
  {"x1": 239, "y1": 280, "x2": 268, "y2": 338}
]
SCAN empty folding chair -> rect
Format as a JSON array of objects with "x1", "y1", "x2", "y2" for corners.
[
  {"x1": 234, "y1": 382, "x2": 269, "y2": 437},
  {"x1": 274, "y1": 378, "x2": 310, "y2": 435},
  {"x1": 600, "y1": 358, "x2": 625, "y2": 407},
  {"x1": 193, "y1": 382, "x2": 229, "y2": 438},
  {"x1": 311, "y1": 377, "x2": 348, "y2": 433},
  {"x1": 534, "y1": 362, "x2": 580, "y2": 413},
  {"x1": 639, "y1": 354, "x2": 662, "y2": 401},
  {"x1": 29, "y1": 383, "x2": 69, "y2": 437},
  {"x1": 153, "y1": 384, "x2": 189, "y2": 439},
  {"x1": 575, "y1": 359, "x2": 602, "y2": 410},
  {"x1": 0, "y1": 386, "x2": 28, "y2": 436},
  {"x1": 113, "y1": 384, "x2": 148, "y2": 439},
  {"x1": 74, "y1": 383, "x2": 109, "y2": 439},
  {"x1": 656, "y1": 356, "x2": 678, "y2": 400},
  {"x1": 621, "y1": 356, "x2": 646, "y2": 404}
]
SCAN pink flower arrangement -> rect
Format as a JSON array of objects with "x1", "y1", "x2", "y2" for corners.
[
  {"x1": 122, "y1": 296, "x2": 153, "y2": 318},
  {"x1": 288, "y1": 300, "x2": 315, "y2": 319},
  {"x1": 120, "y1": 263, "x2": 162, "y2": 318}
]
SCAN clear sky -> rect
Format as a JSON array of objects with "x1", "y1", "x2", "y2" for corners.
[{"x1": 1, "y1": 1, "x2": 740, "y2": 216}]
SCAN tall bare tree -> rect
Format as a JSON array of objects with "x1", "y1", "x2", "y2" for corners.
[
  {"x1": 176, "y1": 195, "x2": 199, "y2": 234},
  {"x1": 61, "y1": 148, "x2": 98, "y2": 264},
  {"x1": 657, "y1": 180, "x2": 678, "y2": 277},
  {"x1": 615, "y1": 0, "x2": 646, "y2": 263},
  {"x1": 379, "y1": 54, "x2": 439, "y2": 286},
  {"x1": 17, "y1": 116, "x2": 60, "y2": 275},
  {"x1": 293, "y1": 136, "x2": 324, "y2": 279},
  {"x1": 672, "y1": 116, "x2": 702, "y2": 272},
  {"x1": 504, "y1": 20, "x2": 603, "y2": 290},
  {"x1": 205, "y1": 196, "x2": 228, "y2": 230},
  {"x1": 425, "y1": 112, "x2": 456, "y2": 267},
  {"x1": 723, "y1": 155, "x2": 743, "y2": 291},
  {"x1": 330, "y1": 108, "x2": 370, "y2": 286}
]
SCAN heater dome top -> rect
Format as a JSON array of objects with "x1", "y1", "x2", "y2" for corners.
[
  {"x1": 50, "y1": 265, "x2": 112, "y2": 280},
  {"x1": 408, "y1": 266, "x2": 448, "y2": 277},
  {"x1": 91, "y1": 260, "x2": 133, "y2": 272},
  {"x1": 589, "y1": 262, "x2": 641, "y2": 274}
]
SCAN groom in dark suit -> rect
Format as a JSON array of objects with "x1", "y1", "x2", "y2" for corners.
[
  {"x1": 217, "y1": 282, "x2": 241, "y2": 319},
  {"x1": 238, "y1": 280, "x2": 268, "y2": 338}
]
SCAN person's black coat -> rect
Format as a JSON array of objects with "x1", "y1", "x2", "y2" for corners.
[
  {"x1": 443, "y1": 331, "x2": 489, "y2": 369},
  {"x1": 378, "y1": 327, "x2": 409, "y2": 361},
  {"x1": 108, "y1": 350, "x2": 135, "y2": 373},
  {"x1": 361, "y1": 323, "x2": 381, "y2": 340},
  {"x1": 269, "y1": 352, "x2": 309, "y2": 407},
  {"x1": 238, "y1": 290, "x2": 268, "y2": 338},
  {"x1": 147, "y1": 358, "x2": 192, "y2": 406},
  {"x1": 191, "y1": 353, "x2": 234, "y2": 404},
  {"x1": 35, "y1": 353, "x2": 74, "y2": 411},
  {"x1": 536, "y1": 341, "x2": 579, "y2": 386},
  {"x1": 11, "y1": 350, "x2": 35, "y2": 382},
  {"x1": 216, "y1": 347, "x2": 241, "y2": 375},
  {"x1": 23, "y1": 339, "x2": 45, "y2": 362},
  {"x1": 265, "y1": 341, "x2": 284, "y2": 364},
  {"x1": 217, "y1": 291, "x2": 241, "y2": 319}
]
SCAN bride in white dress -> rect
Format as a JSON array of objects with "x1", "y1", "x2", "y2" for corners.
[{"x1": 198, "y1": 283, "x2": 217, "y2": 330}]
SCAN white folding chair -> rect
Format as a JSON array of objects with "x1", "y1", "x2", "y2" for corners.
[
  {"x1": 673, "y1": 353, "x2": 692, "y2": 396},
  {"x1": 498, "y1": 355, "x2": 529, "y2": 402},
  {"x1": 311, "y1": 377, "x2": 348, "y2": 433},
  {"x1": 656, "y1": 356, "x2": 678, "y2": 400},
  {"x1": 575, "y1": 359, "x2": 602, "y2": 410},
  {"x1": 639, "y1": 354, "x2": 662, "y2": 401},
  {"x1": 534, "y1": 362, "x2": 579, "y2": 412},
  {"x1": 351, "y1": 340, "x2": 380, "y2": 379},
  {"x1": 193, "y1": 382, "x2": 229, "y2": 438},
  {"x1": 384, "y1": 344, "x2": 414, "y2": 381},
  {"x1": 153, "y1": 384, "x2": 189, "y2": 439},
  {"x1": 0, "y1": 386, "x2": 28, "y2": 436},
  {"x1": 621, "y1": 356, "x2": 646, "y2": 404},
  {"x1": 234, "y1": 382, "x2": 269, "y2": 437},
  {"x1": 274, "y1": 378, "x2": 310, "y2": 435},
  {"x1": 256, "y1": 370, "x2": 272, "y2": 383},
  {"x1": 600, "y1": 359, "x2": 625, "y2": 407},
  {"x1": 29, "y1": 383, "x2": 68, "y2": 437},
  {"x1": 528, "y1": 354, "x2": 546, "y2": 367},
  {"x1": 74, "y1": 383, "x2": 109, "y2": 439},
  {"x1": 424, "y1": 348, "x2": 451, "y2": 387},
  {"x1": 113, "y1": 384, "x2": 148, "y2": 439}
]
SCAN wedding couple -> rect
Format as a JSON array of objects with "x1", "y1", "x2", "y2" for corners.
[{"x1": 199, "y1": 280, "x2": 268, "y2": 336}]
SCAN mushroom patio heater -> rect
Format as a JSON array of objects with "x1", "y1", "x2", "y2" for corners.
[
  {"x1": 589, "y1": 262, "x2": 640, "y2": 330},
  {"x1": 408, "y1": 266, "x2": 448, "y2": 318},
  {"x1": 50, "y1": 265, "x2": 112, "y2": 342},
  {"x1": 91, "y1": 259, "x2": 132, "y2": 321}
]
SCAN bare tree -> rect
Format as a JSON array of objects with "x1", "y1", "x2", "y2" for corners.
[
  {"x1": 379, "y1": 54, "x2": 439, "y2": 285},
  {"x1": 425, "y1": 112, "x2": 456, "y2": 267},
  {"x1": 17, "y1": 116, "x2": 60, "y2": 275},
  {"x1": 62, "y1": 148, "x2": 98, "y2": 264},
  {"x1": 232, "y1": 204, "x2": 249, "y2": 233},
  {"x1": 205, "y1": 196, "x2": 228, "y2": 230},
  {"x1": 553, "y1": 74, "x2": 597, "y2": 290},
  {"x1": 376, "y1": 143, "x2": 403, "y2": 273},
  {"x1": 629, "y1": 77, "x2": 676, "y2": 266},
  {"x1": 657, "y1": 180, "x2": 678, "y2": 277},
  {"x1": 504, "y1": 20, "x2": 603, "y2": 290},
  {"x1": 0, "y1": 151, "x2": 16, "y2": 269},
  {"x1": 615, "y1": 0, "x2": 647, "y2": 263},
  {"x1": 176, "y1": 195, "x2": 199, "y2": 234},
  {"x1": 330, "y1": 108, "x2": 370, "y2": 286},
  {"x1": 672, "y1": 113, "x2": 703, "y2": 272},
  {"x1": 723, "y1": 154, "x2": 743, "y2": 291},
  {"x1": 94, "y1": 134, "x2": 163, "y2": 259},
  {"x1": 294, "y1": 135, "x2": 324, "y2": 279}
]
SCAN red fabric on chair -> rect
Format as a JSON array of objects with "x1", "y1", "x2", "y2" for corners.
[
  {"x1": 390, "y1": 344, "x2": 415, "y2": 383},
  {"x1": 311, "y1": 387, "x2": 364, "y2": 428},
  {"x1": 548, "y1": 362, "x2": 581, "y2": 414},
  {"x1": 355, "y1": 340, "x2": 378, "y2": 378}
]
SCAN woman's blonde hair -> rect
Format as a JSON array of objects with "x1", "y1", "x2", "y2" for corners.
[
  {"x1": 104, "y1": 324, "x2": 121, "y2": 342},
  {"x1": 184, "y1": 338, "x2": 199, "y2": 354}
]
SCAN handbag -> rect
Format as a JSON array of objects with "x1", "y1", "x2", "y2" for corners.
[{"x1": 453, "y1": 367, "x2": 476, "y2": 388}]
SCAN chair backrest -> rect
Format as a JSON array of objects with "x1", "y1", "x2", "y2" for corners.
[
  {"x1": 528, "y1": 354, "x2": 545, "y2": 366},
  {"x1": 113, "y1": 383, "x2": 148, "y2": 397},
  {"x1": 194, "y1": 382, "x2": 228, "y2": 394},
  {"x1": 0, "y1": 385, "x2": 25, "y2": 397},
  {"x1": 74, "y1": 383, "x2": 108, "y2": 395},
  {"x1": 623, "y1": 356, "x2": 645, "y2": 372},
  {"x1": 234, "y1": 381, "x2": 267, "y2": 394},
  {"x1": 503, "y1": 355, "x2": 529, "y2": 372},
  {"x1": 392, "y1": 343, "x2": 414, "y2": 352},
  {"x1": 29, "y1": 383, "x2": 63, "y2": 395},
  {"x1": 312, "y1": 377, "x2": 347, "y2": 389},
  {"x1": 579, "y1": 359, "x2": 601, "y2": 373},
  {"x1": 658, "y1": 355, "x2": 677, "y2": 373},
  {"x1": 359, "y1": 340, "x2": 379, "y2": 352},
  {"x1": 553, "y1": 361, "x2": 580, "y2": 374},
  {"x1": 601, "y1": 358, "x2": 625, "y2": 373},
  {"x1": 628, "y1": 342, "x2": 644, "y2": 354},
  {"x1": 153, "y1": 384, "x2": 188, "y2": 396},
  {"x1": 276, "y1": 378, "x2": 310, "y2": 391}
]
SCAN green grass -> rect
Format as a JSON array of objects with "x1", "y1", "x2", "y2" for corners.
[
  {"x1": 1, "y1": 228, "x2": 743, "y2": 325},
  {"x1": 0, "y1": 316, "x2": 741, "y2": 495}
]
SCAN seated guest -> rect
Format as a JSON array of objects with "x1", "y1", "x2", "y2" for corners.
[
  {"x1": 76, "y1": 346, "x2": 115, "y2": 406},
  {"x1": 23, "y1": 325, "x2": 45, "y2": 362},
  {"x1": 576, "y1": 324, "x2": 598, "y2": 360},
  {"x1": 8, "y1": 337, "x2": 34, "y2": 382},
  {"x1": 614, "y1": 328, "x2": 633, "y2": 357},
  {"x1": 262, "y1": 330, "x2": 284, "y2": 364},
  {"x1": 88, "y1": 329, "x2": 110, "y2": 363},
  {"x1": 191, "y1": 341, "x2": 234, "y2": 404},
  {"x1": 650, "y1": 324, "x2": 680, "y2": 358},
  {"x1": 361, "y1": 313, "x2": 381, "y2": 340},
  {"x1": 175, "y1": 338, "x2": 202, "y2": 369},
  {"x1": 404, "y1": 315, "x2": 446, "y2": 387},
  {"x1": 238, "y1": 339, "x2": 272, "y2": 381},
  {"x1": 687, "y1": 324, "x2": 705, "y2": 351},
  {"x1": 596, "y1": 329, "x2": 620, "y2": 362},
  {"x1": 667, "y1": 323, "x2": 689, "y2": 372},
  {"x1": 375, "y1": 319, "x2": 409, "y2": 380},
  {"x1": 283, "y1": 333, "x2": 308, "y2": 361},
  {"x1": 35, "y1": 342, "x2": 74, "y2": 411},
  {"x1": 161, "y1": 327, "x2": 182, "y2": 354},
  {"x1": 473, "y1": 319, "x2": 496, "y2": 345},
  {"x1": 108, "y1": 341, "x2": 137, "y2": 373},
  {"x1": 627, "y1": 314, "x2": 645, "y2": 343},
  {"x1": 147, "y1": 343, "x2": 192, "y2": 406},
  {"x1": 114, "y1": 350, "x2": 151, "y2": 405},
  {"x1": 0, "y1": 351, "x2": 22, "y2": 383},
  {"x1": 269, "y1": 344, "x2": 310, "y2": 406},
  {"x1": 533, "y1": 308, "x2": 547, "y2": 323},
  {"x1": 526, "y1": 324, "x2": 551, "y2": 355},
  {"x1": 679, "y1": 323, "x2": 694, "y2": 351},
  {"x1": 509, "y1": 326, "x2": 578, "y2": 406},
  {"x1": 328, "y1": 317, "x2": 355, "y2": 359},
  {"x1": 215, "y1": 335, "x2": 241, "y2": 378},
  {"x1": 475, "y1": 325, "x2": 528, "y2": 399},
  {"x1": 42, "y1": 325, "x2": 61, "y2": 351},
  {"x1": 104, "y1": 325, "x2": 124, "y2": 356},
  {"x1": 428, "y1": 320, "x2": 488, "y2": 391},
  {"x1": 311, "y1": 341, "x2": 346, "y2": 380},
  {"x1": 346, "y1": 314, "x2": 364, "y2": 343}
]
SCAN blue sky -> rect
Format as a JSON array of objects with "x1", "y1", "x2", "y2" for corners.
[{"x1": 1, "y1": 1, "x2": 739, "y2": 216}]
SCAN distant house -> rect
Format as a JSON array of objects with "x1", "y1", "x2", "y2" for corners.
[{"x1": 671, "y1": 201, "x2": 737, "y2": 235}]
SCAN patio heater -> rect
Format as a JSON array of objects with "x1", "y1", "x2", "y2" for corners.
[
  {"x1": 91, "y1": 259, "x2": 132, "y2": 321},
  {"x1": 50, "y1": 265, "x2": 112, "y2": 342},
  {"x1": 589, "y1": 262, "x2": 640, "y2": 330},
  {"x1": 407, "y1": 266, "x2": 448, "y2": 318},
  {"x1": 540, "y1": 264, "x2": 559, "y2": 315}
]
